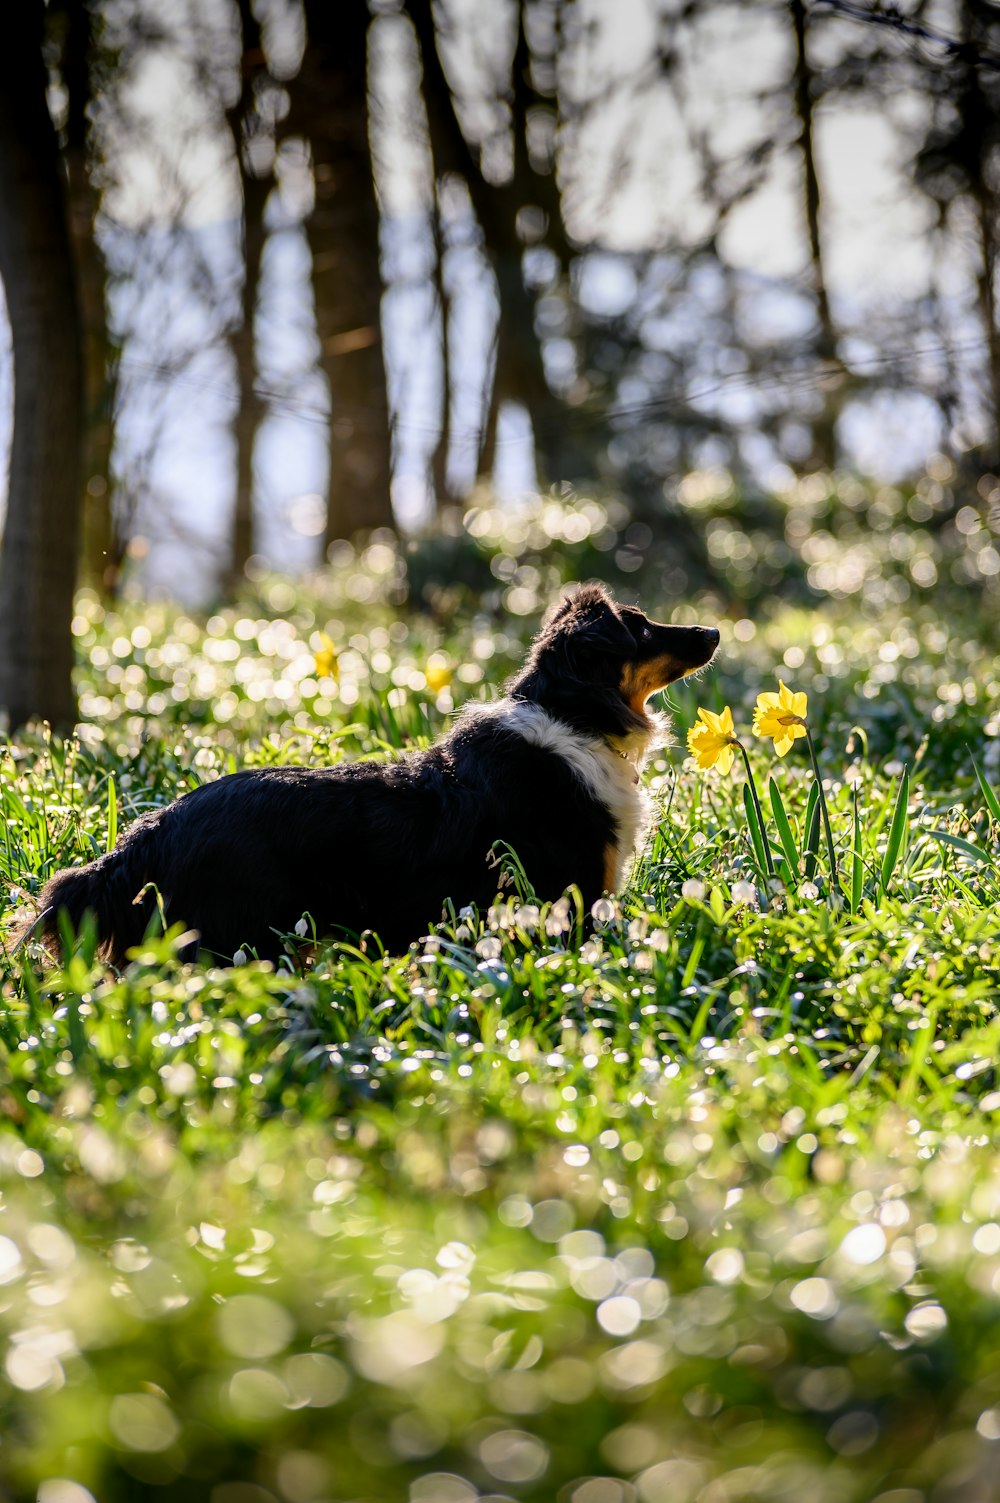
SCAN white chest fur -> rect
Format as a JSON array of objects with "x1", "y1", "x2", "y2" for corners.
[{"x1": 468, "y1": 701, "x2": 660, "y2": 890}]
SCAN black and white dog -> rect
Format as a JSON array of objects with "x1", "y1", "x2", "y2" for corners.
[{"x1": 25, "y1": 584, "x2": 718, "y2": 963}]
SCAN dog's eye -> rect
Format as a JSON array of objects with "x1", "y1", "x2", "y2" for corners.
[{"x1": 641, "y1": 626, "x2": 652, "y2": 641}]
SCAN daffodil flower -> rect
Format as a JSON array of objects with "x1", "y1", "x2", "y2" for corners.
[
  {"x1": 313, "y1": 632, "x2": 340, "y2": 683},
  {"x1": 753, "y1": 678, "x2": 840, "y2": 891},
  {"x1": 425, "y1": 657, "x2": 452, "y2": 695},
  {"x1": 752, "y1": 680, "x2": 808, "y2": 756},
  {"x1": 687, "y1": 705, "x2": 739, "y2": 775},
  {"x1": 688, "y1": 703, "x2": 775, "y2": 881}
]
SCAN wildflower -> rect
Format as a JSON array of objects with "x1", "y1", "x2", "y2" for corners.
[
  {"x1": 681, "y1": 878, "x2": 706, "y2": 901},
  {"x1": 591, "y1": 897, "x2": 617, "y2": 925},
  {"x1": 233, "y1": 949, "x2": 248, "y2": 967},
  {"x1": 425, "y1": 655, "x2": 452, "y2": 695},
  {"x1": 687, "y1": 705, "x2": 739, "y2": 774},
  {"x1": 545, "y1": 896, "x2": 573, "y2": 936},
  {"x1": 294, "y1": 917, "x2": 309, "y2": 938},
  {"x1": 731, "y1": 880, "x2": 758, "y2": 907},
  {"x1": 313, "y1": 632, "x2": 340, "y2": 682},
  {"x1": 752, "y1": 681, "x2": 808, "y2": 756}
]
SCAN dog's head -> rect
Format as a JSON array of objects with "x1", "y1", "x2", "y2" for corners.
[{"x1": 509, "y1": 583, "x2": 720, "y2": 739}]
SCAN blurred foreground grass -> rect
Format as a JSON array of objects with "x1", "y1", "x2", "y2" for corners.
[{"x1": 1, "y1": 560, "x2": 1000, "y2": 1501}]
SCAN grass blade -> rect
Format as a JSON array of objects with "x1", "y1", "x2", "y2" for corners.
[
  {"x1": 899, "y1": 1010, "x2": 936, "y2": 1104},
  {"x1": 971, "y1": 752, "x2": 1000, "y2": 826},
  {"x1": 769, "y1": 777, "x2": 799, "y2": 879},
  {"x1": 742, "y1": 782, "x2": 770, "y2": 882},
  {"x1": 850, "y1": 784, "x2": 863, "y2": 914},
  {"x1": 106, "y1": 774, "x2": 118, "y2": 855},
  {"x1": 879, "y1": 765, "x2": 909, "y2": 899},
  {"x1": 922, "y1": 827, "x2": 996, "y2": 865},
  {"x1": 802, "y1": 783, "x2": 821, "y2": 882}
]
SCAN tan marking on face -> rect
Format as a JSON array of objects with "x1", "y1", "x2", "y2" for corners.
[
  {"x1": 603, "y1": 842, "x2": 620, "y2": 893},
  {"x1": 620, "y1": 655, "x2": 689, "y2": 714}
]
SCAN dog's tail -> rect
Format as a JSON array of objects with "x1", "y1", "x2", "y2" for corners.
[{"x1": 12, "y1": 849, "x2": 158, "y2": 967}]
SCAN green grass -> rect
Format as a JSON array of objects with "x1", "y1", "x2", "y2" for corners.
[{"x1": 1, "y1": 579, "x2": 1000, "y2": 1501}]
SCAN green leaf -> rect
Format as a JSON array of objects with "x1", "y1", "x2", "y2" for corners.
[
  {"x1": 879, "y1": 766, "x2": 909, "y2": 898},
  {"x1": 850, "y1": 785, "x2": 863, "y2": 915},
  {"x1": 922, "y1": 827, "x2": 996, "y2": 865},
  {"x1": 899, "y1": 1011, "x2": 936, "y2": 1104},
  {"x1": 802, "y1": 783, "x2": 821, "y2": 882},
  {"x1": 769, "y1": 777, "x2": 799, "y2": 878},
  {"x1": 743, "y1": 782, "x2": 770, "y2": 882},
  {"x1": 971, "y1": 752, "x2": 1000, "y2": 826},
  {"x1": 106, "y1": 774, "x2": 118, "y2": 855}
]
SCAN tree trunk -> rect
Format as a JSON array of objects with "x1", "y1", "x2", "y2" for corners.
[
  {"x1": 790, "y1": 0, "x2": 840, "y2": 469},
  {"x1": 0, "y1": 0, "x2": 83, "y2": 731},
  {"x1": 407, "y1": 0, "x2": 580, "y2": 487},
  {"x1": 962, "y1": 1, "x2": 1000, "y2": 467},
  {"x1": 60, "y1": 0, "x2": 120, "y2": 594},
  {"x1": 226, "y1": 0, "x2": 271, "y2": 588},
  {"x1": 287, "y1": 0, "x2": 394, "y2": 546},
  {"x1": 429, "y1": 188, "x2": 452, "y2": 510}
]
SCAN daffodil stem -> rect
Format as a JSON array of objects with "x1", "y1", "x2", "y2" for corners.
[
  {"x1": 735, "y1": 741, "x2": 776, "y2": 880},
  {"x1": 805, "y1": 729, "x2": 840, "y2": 894}
]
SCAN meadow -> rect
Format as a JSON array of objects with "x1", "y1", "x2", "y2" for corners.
[{"x1": 1, "y1": 515, "x2": 1000, "y2": 1503}]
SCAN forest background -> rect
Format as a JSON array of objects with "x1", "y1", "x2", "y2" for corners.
[{"x1": 3, "y1": 0, "x2": 1000, "y2": 734}]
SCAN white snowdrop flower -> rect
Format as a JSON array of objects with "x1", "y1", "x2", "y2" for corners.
[
  {"x1": 545, "y1": 897, "x2": 572, "y2": 935},
  {"x1": 233, "y1": 949, "x2": 248, "y2": 967},
  {"x1": 681, "y1": 878, "x2": 706, "y2": 902},
  {"x1": 294, "y1": 918, "x2": 309, "y2": 938},
  {"x1": 648, "y1": 928, "x2": 671, "y2": 952},
  {"x1": 458, "y1": 905, "x2": 476, "y2": 921},
  {"x1": 799, "y1": 880, "x2": 820, "y2": 902},
  {"x1": 731, "y1": 881, "x2": 757, "y2": 908},
  {"x1": 844, "y1": 762, "x2": 863, "y2": 787},
  {"x1": 591, "y1": 897, "x2": 617, "y2": 925},
  {"x1": 513, "y1": 904, "x2": 540, "y2": 932},
  {"x1": 475, "y1": 936, "x2": 502, "y2": 961}
]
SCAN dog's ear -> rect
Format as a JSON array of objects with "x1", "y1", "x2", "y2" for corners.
[{"x1": 548, "y1": 584, "x2": 634, "y2": 656}]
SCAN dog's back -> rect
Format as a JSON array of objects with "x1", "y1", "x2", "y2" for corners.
[
  {"x1": 26, "y1": 712, "x2": 617, "y2": 963},
  {"x1": 21, "y1": 585, "x2": 719, "y2": 964}
]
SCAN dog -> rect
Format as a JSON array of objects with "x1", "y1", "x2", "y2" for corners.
[{"x1": 21, "y1": 584, "x2": 719, "y2": 965}]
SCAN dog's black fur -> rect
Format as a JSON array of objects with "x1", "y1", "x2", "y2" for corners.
[{"x1": 23, "y1": 585, "x2": 718, "y2": 964}]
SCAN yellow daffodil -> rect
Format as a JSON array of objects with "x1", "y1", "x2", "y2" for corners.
[
  {"x1": 687, "y1": 705, "x2": 739, "y2": 774},
  {"x1": 313, "y1": 632, "x2": 340, "y2": 682},
  {"x1": 752, "y1": 680, "x2": 808, "y2": 756},
  {"x1": 425, "y1": 656, "x2": 452, "y2": 695}
]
